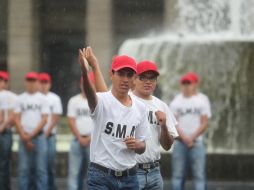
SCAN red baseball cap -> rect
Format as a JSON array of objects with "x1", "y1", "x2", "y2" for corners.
[
  {"x1": 137, "y1": 60, "x2": 160, "y2": 76},
  {"x1": 186, "y1": 72, "x2": 199, "y2": 83},
  {"x1": 0, "y1": 71, "x2": 9, "y2": 81},
  {"x1": 39, "y1": 73, "x2": 51, "y2": 82},
  {"x1": 25, "y1": 72, "x2": 39, "y2": 80},
  {"x1": 180, "y1": 74, "x2": 195, "y2": 84},
  {"x1": 111, "y1": 55, "x2": 137, "y2": 73}
]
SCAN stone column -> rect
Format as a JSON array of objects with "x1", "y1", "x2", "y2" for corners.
[
  {"x1": 86, "y1": 0, "x2": 112, "y2": 82},
  {"x1": 164, "y1": 0, "x2": 181, "y2": 32},
  {"x1": 7, "y1": 0, "x2": 40, "y2": 93}
]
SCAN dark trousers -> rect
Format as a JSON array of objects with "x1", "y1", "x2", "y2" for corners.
[{"x1": 0, "y1": 129, "x2": 12, "y2": 190}]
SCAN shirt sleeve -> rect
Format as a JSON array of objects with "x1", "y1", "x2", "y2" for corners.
[
  {"x1": 200, "y1": 96, "x2": 212, "y2": 118},
  {"x1": 14, "y1": 96, "x2": 21, "y2": 113},
  {"x1": 90, "y1": 93, "x2": 103, "y2": 120},
  {"x1": 7, "y1": 94, "x2": 17, "y2": 110},
  {"x1": 169, "y1": 97, "x2": 178, "y2": 116},
  {"x1": 52, "y1": 96, "x2": 63, "y2": 115},
  {"x1": 41, "y1": 96, "x2": 50, "y2": 115},
  {"x1": 67, "y1": 98, "x2": 76, "y2": 118},
  {"x1": 165, "y1": 104, "x2": 179, "y2": 138},
  {"x1": 0, "y1": 94, "x2": 5, "y2": 110},
  {"x1": 135, "y1": 107, "x2": 151, "y2": 142}
]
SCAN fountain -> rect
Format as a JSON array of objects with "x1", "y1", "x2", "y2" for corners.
[{"x1": 119, "y1": 0, "x2": 254, "y2": 154}]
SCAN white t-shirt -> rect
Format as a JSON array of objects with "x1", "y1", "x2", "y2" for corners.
[
  {"x1": 15, "y1": 92, "x2": 49, "y2": 134},
  {"x1": 0, "y1": 90, "x2": 17, "y2": 109},
  {"x1": 90, "y1": 91, "x2": 151, "y2": 171},
  {"x1": 43, "y1": 92, "x2": 63, "y2": 134},
  {"x1": 67, "y1": 94, "x2": 94, "y2": 136},
  {"x1": 131, "y1": 94, "x2": 178, "y2": 163},
  {"x1": 170, "y1": 93, "x2": 212, "y2": 141},
  {"x1": 0, "y1": 90, "x2": 18, "y2": 129}
]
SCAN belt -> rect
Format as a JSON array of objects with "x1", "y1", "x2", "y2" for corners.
[
  {"x1": 48, "y1": 133, "x2": 55, "y2": 137},
  {"x1": 90, "y1": 162, "x2": 137, "y2": 177},
  {"x1": 37, "y1": 131, "x2": 43, "y2": 136},
  {"x1": 32, "y1": 131, "x2": 43, "y2": 137},
  {"x1": 0, "y1": 128, "x2": 12, "y2": 134},
  {"x1": 138, "y1": 160, "x2": 160, "y2": 170}
]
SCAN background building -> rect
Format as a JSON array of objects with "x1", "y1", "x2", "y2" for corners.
[{"x1": 0, "y1": 0, "x2": 168, "y2": 111}]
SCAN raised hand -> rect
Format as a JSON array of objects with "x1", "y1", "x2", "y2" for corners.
[
  {"x1": 79, "y1": 48, "x2": 89, "y2": 74},
  {"x1": 85, "y1": 46, "x2": 98, "y2": 70},
  {"x1": 155, "y1": 111, "x2": 167, "y2": 127}
]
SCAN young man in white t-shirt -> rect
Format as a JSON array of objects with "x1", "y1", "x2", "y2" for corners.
[
  {"x1": 39, "y1": 73, "x2": 63, "y2": 190},
  {"x1": 0, "y1": 71, "x2": 17, "y2": 190},
  {"x1": 78, "y1": 47, "x2": 150, "y2": 190},
  {"x1": 67, "y1": 73, "x2": 95, "y2": 190},
  {"x1": 170, "y1": 72, "x2": 211, "y2": 190},
  {"x1": 14, "y1": 72, "x2": 49, "y2": 190},
  {"x1": 131, "y1": 61, "x2": 178, "y2": 190}
]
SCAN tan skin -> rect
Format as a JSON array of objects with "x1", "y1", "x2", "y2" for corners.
[
  {"x1": 39, "y1": 81, "x2": 61, "y2": 137},
  {"x1": 78, "y1": 47, "x2": 146, "y2": 154},
  {"x1": 133, "y1": 71, "x2": 174, "y2": 151},
  {"x1": 15, "y1": 79, "x2": 48, "y2": 151},
  {"x1": 176, "y1": 81, "x2": 209, "y2": 148},
  {"x1": 0, "y1": 79, "x2": 15, "y2": 133},
  {"x1": 67, "y1": 83, "x2": 91, "y2": 147}
]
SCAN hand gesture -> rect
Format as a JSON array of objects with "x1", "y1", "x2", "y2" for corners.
[
  {"x1": 78, "y1": 136, "x2": 90, "y2": 147},
  {"x1": 182, "y1": 135, "x2": 194, "y2": 148},
  {"x1": 44, "y1": 129, "x2": 51, "y2": 138},
  {"x1": 124, "y1": 136, "x2": 137, "y2": 151},
  {"x1": 0, "y1": 126, "x2": 4, "y2": 133},
  {"x1": 79, "y1": 48, "x2": 89, "y2": 74},
  {"x1": 21, "y1": 133, "x2": 32, "y2": 143},
  {"x1": 25, "y1": 140, "x2": 34, "y2": 151},
  {"x1": 155, "y1": 111, "x2": 167, "y2": 127},
  {"x1": 85, "y1": 47, "x2": 98, "y2": 70}
]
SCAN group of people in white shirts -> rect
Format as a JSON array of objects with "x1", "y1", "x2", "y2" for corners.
[{"x1": 0, "y1": 46, "x2": 211, "y2": 190}]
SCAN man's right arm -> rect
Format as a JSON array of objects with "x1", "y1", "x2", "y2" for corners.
[
  {"x1": 79, "y1": 48, "x2": 98, "y2": 112},
  {"x1": 14, "y1": 113, "x2": 26, "y2": 141},
  {"x1": 85, "y1": 47, "x2": 108, "y2": 92}
]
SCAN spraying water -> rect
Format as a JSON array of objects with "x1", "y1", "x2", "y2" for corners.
[{"x1": 119, "y1": 0, "x2": 254, "y2": 153}]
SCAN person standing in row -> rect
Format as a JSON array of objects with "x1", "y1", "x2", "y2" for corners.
[
  {"x1": 67, "y1": 73, "x2": 95, "y2": 190},
  {"x1": 15, "y1": 72, "x2": 49, "y2": 190},
  {"x1": 39, "y1": 73, "x2": 63, "y2": 190},
  {"x1": 131, "y1": 61, "x2": 178, "y2": 190},
  {"x1": 0, "y1": 71, "x2": 17, "y2": 190},
  {"x1": 170, "y1": 73, "x2": 211, "y2": 190},
  {"x1": 79, "y1": 47, "x2": 151, "y2": 190}
]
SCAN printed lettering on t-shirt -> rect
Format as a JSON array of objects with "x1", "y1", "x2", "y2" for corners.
[
  {"x1": 177, "y1": 107, "x2": 201, "y2": 116},
  {"x1": 147, "y1": 110, "x2": 159, "y2": 125},
  {"x1": 21, "y1": 104, "x2": 41, "y2": 112},
  {"x1": 104, "y1": 122, "x2": 136, "y2": 139},
  {"x1": 76, "y1": 108, "x2": 89, "y2": 117}
]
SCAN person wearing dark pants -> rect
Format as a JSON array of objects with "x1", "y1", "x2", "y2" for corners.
[
  {"x1": 67, "y1": 74, "x2": 94, "y2": 190},
  {"x1": 0, "y1": 71, "x2": 17, "y2": 190},
  {"x1": 39, "y1": 73, "x2": 63, "y2": 190},
  {"x1": 77, "y1": 47, "x2": 151, "y2": 190},
  {"x1": 14, "y1": 72, "x2": 49, "y2": 190},
  {"x1": 170, "y1": 72, "x2": 211, "y2": 190},
  {"x1": 0, "y1": 129, "x2": 12, "y2": 190},
  {"x1": 131, "y1": 61, "x2": 178, "y2": 190}
]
